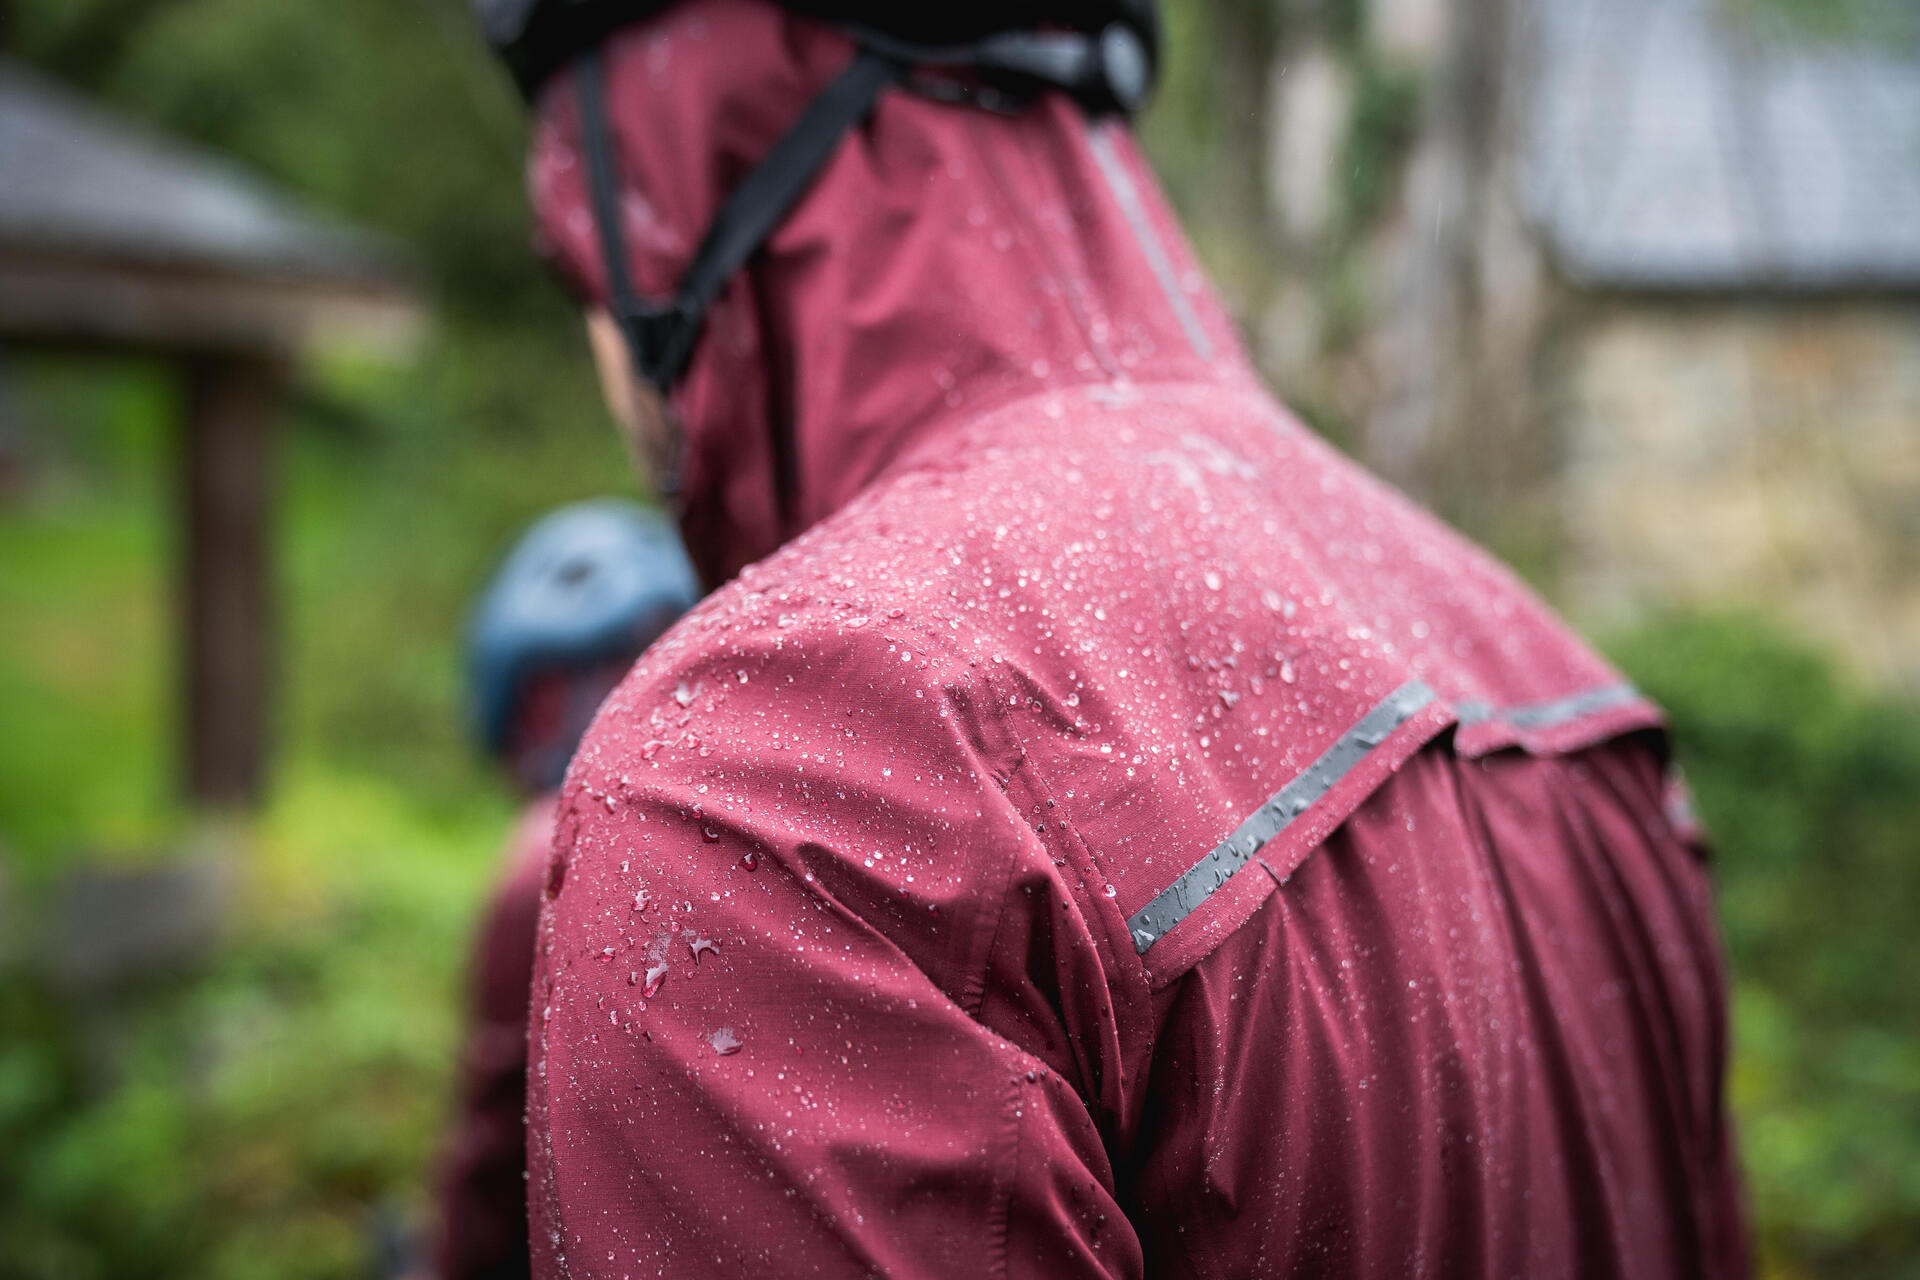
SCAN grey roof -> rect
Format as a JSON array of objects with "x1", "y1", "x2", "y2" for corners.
[
  {"x1": 0, "y1": 59, "x2": 402, "y2": 284},
  {"x1": 1526, "y1": 0, "x2": 1920, "y2": 289}
]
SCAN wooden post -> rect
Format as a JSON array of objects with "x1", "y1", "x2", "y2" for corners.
[{"x1": 179, "y1": 354, "x2": 283, "y2": 806}]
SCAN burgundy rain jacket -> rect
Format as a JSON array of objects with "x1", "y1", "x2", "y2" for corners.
[
  {"x1": 437, "y1": 797, "x2": 553, "y2": 1280},
  {"x1": 521, "y1": 4, "x2": 1747, "y2": 1275}
]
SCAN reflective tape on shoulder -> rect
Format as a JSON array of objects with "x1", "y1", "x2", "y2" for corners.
[
  {"x1": 1127, "y1": 679, "x2": 1436, "y2": 956},
  {"x1": 1455, "y1": 682, "x2": 1640, "y2": 731}
]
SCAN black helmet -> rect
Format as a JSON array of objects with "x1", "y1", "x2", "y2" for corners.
[{"x1": 476, "y1": 0, "x2": 1160, "y2": 108}]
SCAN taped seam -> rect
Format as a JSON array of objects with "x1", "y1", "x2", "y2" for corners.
[
  {"x1": 1086, "y1": 121, "x2": 1215, "y2": 361},
  {"x1": 986, "y1": 1068, "x2": 1022, "y2": 1279},
  {"x1": 1127, "y1": 679, "x2": 1436, "y2": 955}
]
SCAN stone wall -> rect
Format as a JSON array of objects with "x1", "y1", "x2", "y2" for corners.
[{"x1": 1558, "y1": 300, "x2": 1920, "y2": 691}]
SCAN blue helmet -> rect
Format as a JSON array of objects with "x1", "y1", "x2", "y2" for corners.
[{"x1": 469, "y1": 500, "x2": 700, "y2": 780}]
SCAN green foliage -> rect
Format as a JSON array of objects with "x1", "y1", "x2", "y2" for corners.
[
  {"x1": 1338, "y1": 58, "x2": 1420, "y2": 238},
  {"x1": 1136, "y1": 0, "x2": 1255, "y2": 245},
  {"x1": 1134, "y1": 0, "x2": 1209, "y2": 210},
  {"x1": 0, "y1": 767, "x2": 513, "y2": 1280},
  {"x1": 1727, "y1": 0, "x2": 1920, "y2": 47},
  {"x1": 0, "y1": 359, "x2": 178, "y2": 868},
  {"x1": 280, "y1": 318, "x2": 630, "y2": 805},
  {"x1": 1608, "y1": 612, "x2": 1920, "y2": 1277}
]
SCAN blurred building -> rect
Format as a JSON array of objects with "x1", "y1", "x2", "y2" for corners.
[
  {"x1": 1529, "y1": 0, "x2": 1920, "y2": 690},
  {"x1": 0, "y1": 59, "x2": 421, "y2": 804},
  {"x1": 1173, "y1": 0, "x2": 1920, "y2": 693}
]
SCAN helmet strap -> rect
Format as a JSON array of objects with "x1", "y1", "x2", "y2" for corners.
[
  {"x1": 574, "y1": 44, "x2": 900, "y2": 527},
  {"x1": 570, "y1": 22, "x2": 1148, "y2": 527}
]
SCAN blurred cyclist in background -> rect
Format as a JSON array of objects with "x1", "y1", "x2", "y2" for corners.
[{"x1": 433, "y1": 501, "x2": 698, "y2": 1280}]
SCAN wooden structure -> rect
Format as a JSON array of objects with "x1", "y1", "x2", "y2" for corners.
[{"x1": 0, "y1": 60, "x2": 421, "y2": 805}]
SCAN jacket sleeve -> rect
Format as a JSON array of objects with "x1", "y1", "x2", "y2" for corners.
[{"x1": 524, "y1": 634, "x2": 1143, "y2": 1279}]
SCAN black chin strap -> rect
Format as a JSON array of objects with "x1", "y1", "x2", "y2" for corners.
[
  {"x1": 576, "y1": 46, "x2": 900, "y2": 395},
  {"x1": 572, "y1": 24, "x2": 1148, "y2": 520},
  {"x1": 572, "y1": 22, "x2": 1149, "y2": 399}
]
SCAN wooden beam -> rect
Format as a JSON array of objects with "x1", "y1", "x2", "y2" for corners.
[
  {"x1": 0, "y1": 249, "x2": 422, "y2": 358},
  {"x1": 179, "y1": 354, "x2": 283, "y2": 806}
]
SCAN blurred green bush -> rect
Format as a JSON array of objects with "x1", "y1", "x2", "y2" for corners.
[
  {"x1": 1609, "y1": 613, "x2": 1920, "y2": 1277},
  {"x1": 0, "y1": 767, "x2": 512, "y2": 1280}
]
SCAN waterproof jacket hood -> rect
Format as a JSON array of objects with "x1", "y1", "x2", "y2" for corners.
[{"x1": 528, "y1": 0, "x2": 1231, "y2": 585}]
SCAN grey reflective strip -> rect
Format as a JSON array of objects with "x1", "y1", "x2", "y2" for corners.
[
  {"x1": 1458, "y1": 682, "x2": 1641, "y2": 732},
  {"x1": 1127, "y1": 680, "x2": 1435, "y2": 955},
  {"x1": 1086, "y1": 123, "x2": 1215, "y2": 362}
]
